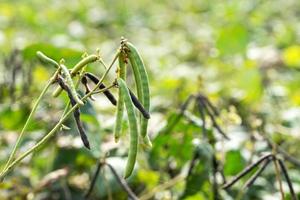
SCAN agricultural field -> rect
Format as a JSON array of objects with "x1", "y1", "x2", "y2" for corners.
[{"x1": 0, "y1": 0, "x2": 300, "y2": 199}]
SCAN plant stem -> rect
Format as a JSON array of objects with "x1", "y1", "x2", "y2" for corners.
[
  {"x1": 85, "y1": 161, "x2": 103, "y2": 198},
  {"x1": 243, "y1": 157, "x2": 271, "y2": 188},
  {"x1": 106, "y1": 162, "x2": 138, "y2": 200},
  {"x1": 271, "y1": 142, "x2": 285, "y2": 200},
  {"x1": 222, "y1": 153, "x2": 272, "y2": 189},
  {"x1": 265, "y1": 137, "x2": 300, "y2": 167},
  {"x1": 139, "y1": 174, "x2": 184, "y2": 200},
  {"x1": 273, "y1": 155, "x2": 285, "y2": 200},
  {"x1": 0, "y1": 50, "x2": 120, "y2": 180},
  {"x1": 278, "y1": 159, "x2": 298, "y2": 200},
  {"x1": 92, "y1": 83, "x2": 116, "y2": 94},
  {"x1": 2, "y1": 69, "x2": 60, "y2": 172}
]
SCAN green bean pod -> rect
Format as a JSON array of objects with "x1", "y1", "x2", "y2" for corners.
[
  {"x1": 117, "y1": 78, "x2": 138, "y2": 178},
  {"x1": 114, "y1": 52, "x2": 127, "y2": 142},
  {"x1": 52, "y1": 55, "x2": 98, "y2": 97},
  {"x1": 71, "y1": 55, "x2": 98, "y2": 76},
  {"x1": 36, "y1": 51, "x2": 60, "y2": 69},
  {"x1": 126, "y1": 42, "x2": 150, "y2": 138},
  {"x1": 60, "y1": 62, "x2": 84, "y2": 106}
]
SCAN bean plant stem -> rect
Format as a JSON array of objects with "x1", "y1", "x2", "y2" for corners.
[
  {"x1": 278, "y1": 159, "x2": 298, "y2": 200},
  {"x1": 271, "y1": 143, "x2": 285, "y2": 200},
  {"x1": 106, "y1": 163, "x2": 138, "y2": 200},
  {"x1": 2, "y1": 69, "x2": 61, "y2": 172},
  {"x1": 60, "y1": 68, "x2": 86, "y2": 121},
  {"x1": 273, "y1": 155, "x2": 285, "y2": 200},
  {"x1": 0, "y1": 50, "x2": 120, "y2": 179},
  {"x1": 139, "y1": 174, "x2": 184, "y2": 200},
  {"x1": 91, "y1": 84, "x2": 116, "y2": 94},
  {"x1": 85, "y1": 161, "x2": 103, "y2": 198}
]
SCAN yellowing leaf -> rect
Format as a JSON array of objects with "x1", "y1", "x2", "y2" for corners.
[
  {"x1": 184, "y1": 193, "x2": 206, "y2": 200},
  {"x1": 0, "y1": 3, "x2": 14, "y2": 17},
  {"x1": 290, "y1": 90, "x2": 300, "y2": 105},
  {"x1": 33, "y1": 66, "x2": 50, "y2": 83},
  {"x1": 283, "y1": 45, "x2": 300, "y2": 67},
  {"x1": 233, "y1": 67, "x2": 262, "y2": 103},
  {"x1": 137, "y1": 169, "x2": 159, "y2": 188}
]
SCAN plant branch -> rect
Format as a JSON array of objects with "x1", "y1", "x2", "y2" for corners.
[
  {"x1": 212, "y1": 155, "x2": 220, "y2": 200},
  {"x1": 199, "y1": 95, "x2": 219, "y2": 116},
  {"x1": 278, "y1": 159, "x2": 298, "y2": 200},
  {"x1": 91, "y1": 83, "x2": 116, "y2": 94},
  {"x1": 265, "y1": 138, "x2": 300, "y2": 168},
  {"x1": 0, "y1": 50, "x2": 120, "y2": 180},
  {"x1": 198, "y1": 96, "x2": 229, "y2": 139},
  {"x1": 243, "y1": 157, "x2": 271, "y2": 188},
  {"x1": 272, "y1": 148, "x2": 285, "y2": 200},
  {"x1": 278, "y1": 147, "x2": 300, "y2": 168},
  {"x1": 139, "y1": 174, "x2": 184, "y2": 200},
  {"x1": 196, "y1": 97, "x2": 207, "y2": 139},
  {"x1": 106, "y1": 163, "x2": 138, "y2": 200},
  {"x1": 1, "y1": 68, "x2": 61, "y2": 172},
  {"x1": 85, "y1": 161, "x2": 103, "y2": 198},
  {"x1": 186, "y1": 149, "x2": 200, "y2": 178},
  {"x1": 222, "y1": 153, "x2": 273, "y2": 189}
]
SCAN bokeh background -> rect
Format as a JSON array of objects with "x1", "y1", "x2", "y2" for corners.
[{"x1": 0, "y1": 0, "x2": 300, "y2": 199}]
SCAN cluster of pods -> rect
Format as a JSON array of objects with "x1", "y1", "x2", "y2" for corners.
[{"x1": 36, "y1": 38, "x2": 151, "y2": 178}]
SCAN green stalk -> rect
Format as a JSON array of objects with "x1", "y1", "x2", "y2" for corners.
[
  {"x1": 52, "y1": 54, "x2": 99, "y2": 97},
  {"x1": 0, "y1": 50, "x2": 120, "y2": 180},
  {"x1": 2, "y1": 69, "x2": 61, "y2": 172}
]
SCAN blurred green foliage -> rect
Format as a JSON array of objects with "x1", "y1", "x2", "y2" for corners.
[{"x1": 0, "y1": 0, "x2": 300, "y2": 199}]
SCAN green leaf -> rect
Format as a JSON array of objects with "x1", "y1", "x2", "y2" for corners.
[
  {"x1": 216, "y1": 24, "x2": 249, "y2": 55},
  {"x1": 283, "y1": 45, "x2": 300, "y2": 67},
  {"x1": 0, "y1": 105, "x2": 29, "y2": 130},
  {"x1": 224, "y1": 150, "x2": 246, "y2": 176},
  {"x1": 232, "y1": 67, "x2": 262, "y2": 103}
]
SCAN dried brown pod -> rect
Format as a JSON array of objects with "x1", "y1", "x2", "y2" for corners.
[
  {"x1": 128, "y1": 88, "x2": 150, "y2": 119},
  {"x1": 85, "y1": 72, "x2": 117, "y2": 106},
  {"x1": 56, "y1": 75, "x2": 90, "y2": 149},
  {"x1": 197, "y1": 95, "x2": 229, "y2": 140},
  {"x1": 81, "y1": 76, "x2": 95, "y2": 101}
]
